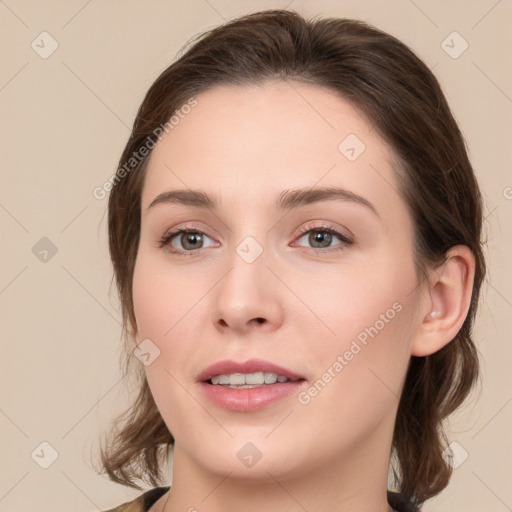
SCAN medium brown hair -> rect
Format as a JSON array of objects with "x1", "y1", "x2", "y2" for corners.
[{"x1": 97, "y1": 9, "x2": 486, "y2": 508}]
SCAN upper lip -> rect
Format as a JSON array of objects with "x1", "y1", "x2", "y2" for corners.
[{"x1": 197, "y1": 358, "x2": 306, "y2": 383}]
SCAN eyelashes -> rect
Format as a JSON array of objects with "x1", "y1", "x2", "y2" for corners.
[
  {"x1": 158, "y1": 223, "x2": 353, "y2": 256},
  {"x1": 293, "y1": 224, "x2": 352, "y2": 252},
  {"x1": 159, "y1": 227, "x2": 218, "y2": 254}
]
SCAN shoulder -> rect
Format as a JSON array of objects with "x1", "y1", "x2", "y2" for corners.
[
  {"x1": 102, "y1": 486, "x2": 170, "y2": 512},
  {"x1": 103, "y1": 486, "x2": 415, "y2": 512},
  {"x1": 387, "y1": 490, "x2": 420, "y2": 511}
]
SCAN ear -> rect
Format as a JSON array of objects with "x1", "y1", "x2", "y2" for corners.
[{"x1": 411, "y1": 245, "x2": 476, "y2": 357}]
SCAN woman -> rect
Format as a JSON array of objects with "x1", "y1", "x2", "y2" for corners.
[{"x1": 97, "y1": 9, "x2": 486, "y2": 512}]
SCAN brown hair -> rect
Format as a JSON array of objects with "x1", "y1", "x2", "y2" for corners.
[{"x1": 97, "y1": 9, "x2": 486, "y2": 507}]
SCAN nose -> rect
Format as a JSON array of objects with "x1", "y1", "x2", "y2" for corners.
[{"x1": 211, "y1": 243, "x2": 284, "y2": 335}]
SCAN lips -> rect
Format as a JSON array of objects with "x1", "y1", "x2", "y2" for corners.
[
  {"x1": 196, "y1": 358, "x2": 305, "y2": 383},
  {"x1": 196, "y1": 358, "x2": 307, "y2": 412}
]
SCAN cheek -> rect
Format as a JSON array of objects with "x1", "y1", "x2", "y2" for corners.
[
  {"x1": 131, "y1": 252, "x2": 200, "y2": 433},
  {"x1": 131, "y1": 250, "x2": 214, "y2": 396},
  {"x1": 132, "y1": 250, "x2": 201, "y2": 340},
  {"x1": 290, "y1": 256, "x2": 414, "y2": 345},
  {"x1": 295, "y1": 301, "x2": 413, "y2": 444},
  {"x1": 290, "y1": 253, "x2": 417, "y2": 398}
]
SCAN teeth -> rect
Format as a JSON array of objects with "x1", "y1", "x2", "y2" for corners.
[
  {"x1": 264, "y1": 372, "x2": 277, "y2": 384},
  {"x1": 210, "y1": 372, "x2": 291, "y2": 387},
  {"x1": 245, "y1": 372, "x2": 264, "y2": 385},
  {"x1": 230, "y1": 373, "x2": 246, "y2": 385},
  {"x1": 218, "y1": 375, "x2": 230, "y2": 385}
]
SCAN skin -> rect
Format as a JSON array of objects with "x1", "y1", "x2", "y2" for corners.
[{"x1": 131, "y1": 80, "x2": 475, "y2": 512}]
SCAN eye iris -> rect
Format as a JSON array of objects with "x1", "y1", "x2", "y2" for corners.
[
  {"x1": 309, "y1": 231, "x2": 332, "y2": 248},
  {"x1": 182, "y1": 232, "x2": 202, "y2": 250}
]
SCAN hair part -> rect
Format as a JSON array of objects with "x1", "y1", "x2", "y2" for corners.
[{"x1": 97, "y1": 9, "x2": 486, "y2": 506}]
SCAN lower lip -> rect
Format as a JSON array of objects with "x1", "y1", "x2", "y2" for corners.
[{"x1": 199, "y1": 381, "x2": 306, "y2": 412}]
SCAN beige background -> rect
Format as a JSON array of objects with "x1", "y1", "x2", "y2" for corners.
[{"x1": 1, "y1": 1, "x2": 511, "y2": 511}]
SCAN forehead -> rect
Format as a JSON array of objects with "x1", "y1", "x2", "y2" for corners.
[{"x1": 140, "y1": 80, "x2": 401, "y2": 218}]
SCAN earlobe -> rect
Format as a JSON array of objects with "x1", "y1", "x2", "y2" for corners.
[{"x1": 411, "y1": 245, "x2": 475, "y2": 357}]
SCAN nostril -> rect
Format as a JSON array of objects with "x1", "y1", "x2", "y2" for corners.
[{"x1": 217, "y1": 317, "x2": 266, "y2": 327}]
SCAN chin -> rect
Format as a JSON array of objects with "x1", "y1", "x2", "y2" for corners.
[{"x1": 183, "y1": 436, "x2": 307, "y2": 481}]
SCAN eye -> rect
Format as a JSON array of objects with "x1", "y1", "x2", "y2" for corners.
[
  {"x1": 158, "y1": 223, "x2": 352, "y2": 256},
  {"x1": 292, "y1": 224, "x2": 352, "y2": 251},
  {"x1": 159, "y1": 227, "x2": 217, "y2": 254}
]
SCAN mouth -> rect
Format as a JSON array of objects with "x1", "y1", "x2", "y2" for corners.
[
  {"x1": 197, "y1": 359, "x2": 307, "y2": 411},
  {"x1": 197, "y1": 358, "x2": 306, "y2": 385},
  {"x1": 208, "y1": 371, "x2": 300, "y2": 388}
]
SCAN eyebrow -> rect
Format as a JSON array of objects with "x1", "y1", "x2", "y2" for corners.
[
  {"x1": 146, "y1": 186, "x2": 379, "y2": 216},
  {"x1": 276, "y1": 187, "x2": 378, "y2": 216}
]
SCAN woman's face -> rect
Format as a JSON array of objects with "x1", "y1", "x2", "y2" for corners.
[{"x1": 132, "y1": 81, "x2": 429, "y2": 481}]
